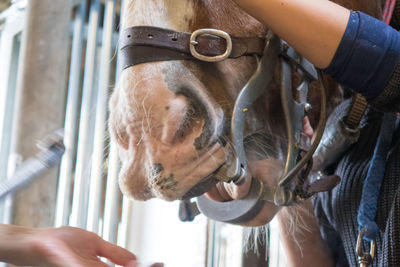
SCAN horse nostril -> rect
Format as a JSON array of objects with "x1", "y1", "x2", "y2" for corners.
[
  {"x1": 175, "y1": 104, "x2": 203, "y2": 141},
  {"x1": 161, "y1": 93, "x2": 210, "y2": 146},
  {"x1": 162, "y1": 95, "x2": 192, "y2": 144},
  {"x1": 170, "y1": 88, "x2": 223, "y2": 150}
]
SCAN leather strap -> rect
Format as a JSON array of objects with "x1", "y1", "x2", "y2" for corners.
[
  {"x1": 119, "y1": 26, "x2": 266, "y2": 69},
  {"x1": 346, "y1": 93, "x2": 368, "y2": 130},
  {"x1": 306, "y1": 174, "x2": 341, "y2": 196}
]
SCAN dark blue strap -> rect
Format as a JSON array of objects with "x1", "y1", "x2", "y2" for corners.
[{"x1": 357, "y1": 113, "x2": 397, "y2": 241}]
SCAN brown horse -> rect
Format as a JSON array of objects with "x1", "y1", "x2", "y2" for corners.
[{"x1": 109, "y1": 0, "x2": 384, "y2": 226}]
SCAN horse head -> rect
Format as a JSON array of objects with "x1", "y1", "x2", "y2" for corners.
[{"x1": 109, "y1": 0, "x2": 383, "y2": 226}]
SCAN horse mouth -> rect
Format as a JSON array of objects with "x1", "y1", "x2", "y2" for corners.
[
  {"x1": 180, "y1": 164, "x2": 224, "y2": 200},
  {"x1": 180, "y1": 132, "x2": 280, "y2": 200}
]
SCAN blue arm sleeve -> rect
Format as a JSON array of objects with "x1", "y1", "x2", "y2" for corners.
[{"x1": 323, "y1": 11, "x2": 400, "y2": 99}]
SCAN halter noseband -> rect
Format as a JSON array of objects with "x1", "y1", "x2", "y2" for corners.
[
  {"x1": 119, "y1": 26, "x2": 330, "y2": 224},
  {"x1": 119, "y1": 26, "x2": 265, "y2": 68}
]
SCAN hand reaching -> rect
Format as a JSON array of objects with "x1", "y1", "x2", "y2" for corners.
[
  {"x1": 27, "y1": 226, "x2": 137, "y2": 267},
  {"x1": 0, "y1": 224, "x2": 164, "y2": 267}
]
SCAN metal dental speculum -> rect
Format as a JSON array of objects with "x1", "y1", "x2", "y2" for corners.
[{"x1": 195, "y1": 37, "x2": 327, "y2": 224}]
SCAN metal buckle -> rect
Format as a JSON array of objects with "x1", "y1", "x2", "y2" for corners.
[
  {"x1": 356, "y1": 229, "x2": 376, "y2": 267},
  {"x1": 189, "y1": 28, "x2": 232, "y2": 62}
]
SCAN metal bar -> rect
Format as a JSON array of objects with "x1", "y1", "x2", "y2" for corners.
[
  {"x1": 0, "y1": 29, "x2": 5, "y2": 137},
  {"x1": 87, "y1": 0, "x2": 116, "y2": 233},
  {"x1": 55, "y1": 0, "x2": 88, "y2": 228},
  {"x1": 70, "y1": 0, "x2": 101, "y2": 228},
  {"x1": 115, "y1": 0, "x2": 133, "y2": 236},
  {"x1": 0, "y1": 4, "x2": 25, "y2": 227},
  {"x1": 0, "y1": 3, "x2": 25, "y2": 146},
  {"x1": 2, "y1": 153, "x2": 22, "y2": 225},
  {"x1": 0, "y1": 34, "x2": 20, "y2": 184},
  {"x1": 81, "y1": 24, "x2": 120, "y2": 47},
  {"x1": 102, "y1": 141, "x2": 120, "y2": 243},
  {"x1": 117, "y1": 194, "x2": 133, "y2": 248},
  {"x1": 0, "y1": 6, "x2": 25, "y2": 183},
  {"x1": 112, "y1": 0, "x2": 127, "y2": 247}
]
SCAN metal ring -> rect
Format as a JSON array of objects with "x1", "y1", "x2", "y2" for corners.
[
  {"x1": 189, "y1": 28, "x2": 232, "y2": 62},
  {"x1": 356, "y1": 229, "x2": 376, "y2": 265}
]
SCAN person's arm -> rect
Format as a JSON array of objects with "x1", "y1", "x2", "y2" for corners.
[
  {"x1": 234, "y1": 0, "x2": 400, "y2": 108},
  {"x1": 234, "y1": 0, "x2": 350, "y2": 69},
  {"x1": 0, "y1": 224, "x2": 139, "y2": 267}
]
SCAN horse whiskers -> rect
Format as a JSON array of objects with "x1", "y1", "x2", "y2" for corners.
[
  {"x1": 148, "y1": 163, "x2": 162, "y2": 183},
  {"x1": 277, "y1": 204, "x2": 314, "y2": 256},
  {"x1": 140, "y1": 93, "x2": 154, "y2": 136},
  {"x1": 243, "y1": 225, "x2": 268, "y2": 255}
]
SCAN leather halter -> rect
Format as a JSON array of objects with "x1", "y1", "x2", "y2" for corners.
[
  {"x1": 119, "y1": 26, "x2": 330, "y2": 224},
  {"x1": 119, "y1": 26, "x2": 266, "y2": 68}
]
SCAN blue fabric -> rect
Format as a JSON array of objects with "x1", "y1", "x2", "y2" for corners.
[
  {"x1": 357, "y1": 113, "x2": 397, "y2": 241},
  {"x1": 324, "y1": 11, "x2": 400, "y2": 99}
]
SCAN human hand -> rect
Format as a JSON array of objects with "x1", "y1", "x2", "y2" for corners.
[
  {"x1": 0, "y1": 224, "x2": 165, "y2": 267},
  {"x1": 25, "y1": 226, "x2": 137, "y2": 267}
]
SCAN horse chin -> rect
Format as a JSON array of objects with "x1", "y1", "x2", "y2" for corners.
[{"x1": 117, "y1": 139, "x2": 229, "y2": 201}]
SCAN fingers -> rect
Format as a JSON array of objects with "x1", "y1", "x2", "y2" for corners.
[
  {"x1": 96, "y1": 237, "x2": 137, "y2": 266},
  {"x1": 302, "y1": 116, "x2": 314, "y2": 140}
]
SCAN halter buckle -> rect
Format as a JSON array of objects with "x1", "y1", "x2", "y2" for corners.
[{"x1": 190, "y1": 29, "x2": 232, "y2": 62}]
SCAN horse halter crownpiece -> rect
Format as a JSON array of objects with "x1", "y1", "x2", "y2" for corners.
[{"x1": 119, "y1": 26, "x2": 328, "y2": 224}]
